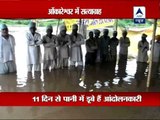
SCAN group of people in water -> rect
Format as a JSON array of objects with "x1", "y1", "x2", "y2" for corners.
[{"x1": 0, "y1": 21, "x2": 160, "y2": 87}]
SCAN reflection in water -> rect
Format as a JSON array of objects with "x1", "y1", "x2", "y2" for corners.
[
  {"x1": 26, "y1": 72, "x2": 44, "y2": 92},
  {"x1": 135, "y1": 62, "x2": 148, "y2": 87},
  {"x1": 69, "y1": 67, "x2": 83, "y2": 91},
  {"x1": 117, "y1": 56, "x2": 127, "y2": 78},
  {"x1": 0, "y1": 58, "x2": 159, "y2": 92},
  {"x1": 118, "y1": 78, "x2": 124, "y2": 87},
  {"x1": 116, "y1": 55, "x2": 128, "y2": 87},
  {"x1": 43, "y1": 70, "x2": 55, "y2": 92},
  {"x1": 149, "y1": 62, "x2": 160, "y2": 86},
  {"x1": 83, "y1": 61, "x2": 118, "y2": 91},
  {"x1": 0, "y1": 59, "x2": 159, "y2": 92},
  {"x1": 84, "y1": 65, "x2": 97, "y2": 91},
  {"x1": 0, "y1": 73, "x2": 17, "y2": 92}
]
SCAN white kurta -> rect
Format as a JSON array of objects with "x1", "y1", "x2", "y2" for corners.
[
  {"x1": 26, "y1": 32, "x2": 41, "y2": 65},
  {"x1": 70, "y1": 33, "x2": 84, "y2": 62},
  {"x1": 42, "y1": 35, "x2": 57, "y2": 61},
  {"x1": 119, "y1": 37, "x2": 130, "y2": 55},
  {"x1": 153, "y1": 41, "x2": 160, "y2": 62},
  {"x1": 0, "y1": 35, "x2": 15, "y2": 63},
  {"x1": 137, "y1": 41, "x2": 149, "y2": 62},
  {"x1": 57, "y1": 34, "x2": 70, "y2": 59},
  {"x1": 0, "y1": 35, "x2": 16, "y2": 74}
]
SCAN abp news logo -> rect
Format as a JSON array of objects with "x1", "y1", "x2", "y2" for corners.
[{"x1": 133, "y1": 6, "x2": 146, "y2": 24}]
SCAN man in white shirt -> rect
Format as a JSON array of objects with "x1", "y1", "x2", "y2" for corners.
[
  {"x1": 119, "y1": 30, "x2": 130, "y2": 62},
  {"x1": 135, "y1": 34, "x2": 149, "y2": 82},
  {"x1": 26, "y1": 22, "x2": 41, "y2": 72},
  {"x1": 0, "y1": 24, "x2": 16, "y2": 74},
  {"x1": 117, "y1": 30, "x2": 130, "y2": 78},
  {"x1": 42, "y1": 25, "x2": 58, "y2": 70},
  {"x1": 57, "y1": 25, "x2": 70, "y2": 69},
  {"x1": 70, "y1": 24, "x2": 84, "y2": 67}
]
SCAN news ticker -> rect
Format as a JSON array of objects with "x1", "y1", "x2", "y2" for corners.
[{"x1": 0, "y1": 92, "x2": 159, "y2": 106}]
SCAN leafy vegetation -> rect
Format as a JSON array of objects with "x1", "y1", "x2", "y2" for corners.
[{"x1": 0, "y1": 19, "x2": 64, "y2": 27}]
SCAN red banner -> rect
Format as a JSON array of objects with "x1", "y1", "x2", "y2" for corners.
[
  {"x1": 0, "y1": 92, "x2": 160, "y2": 106},
  {"x1": 0, "y1": 0, "x2": 159, "y2": 18}
]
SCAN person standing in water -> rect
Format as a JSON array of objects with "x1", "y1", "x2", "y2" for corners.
[
  {"x1": 0, "y1": 24, "x2": 16, "y2": 74},
  {"x1": 42, "y1": 25, "x2": 58, "y2": 70},
  {"x1": 26, "y1": 22, "x2": 42, "y2": 72}
]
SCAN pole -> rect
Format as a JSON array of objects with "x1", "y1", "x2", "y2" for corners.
[
  {"x1": 56, "y1": 19, "x2": 60, "y2": 35},
  {"x1": 79, "y1": 19, "x2": 82, "y2": 33},
  {"x1": 115, "y1": 19, "x2": 118, "y2": 31},
  {"x1": 82, "y1": 19, "x2": 87, "y2": 39},
  {"x1": 146, "y1": 19, "x2": 157, "y2": 88},
  {"x1": 80, "y1": 19, "x2": 87, "y2": 39}
]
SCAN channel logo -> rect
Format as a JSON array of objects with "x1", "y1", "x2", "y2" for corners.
[{"x1": 133, "y1": 6, "x2": 146, "y2": 24}]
